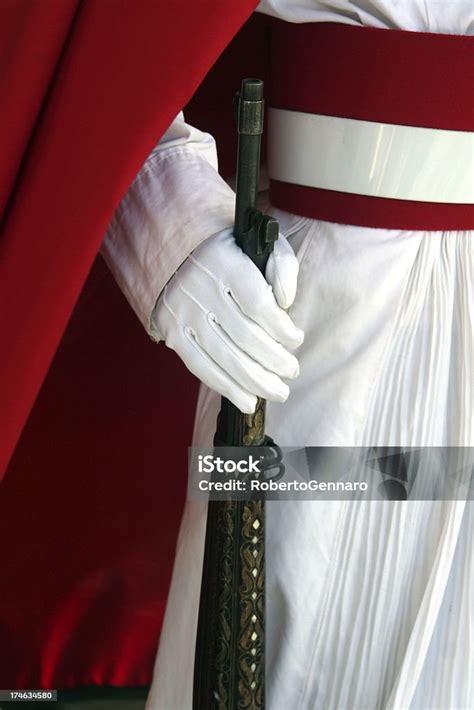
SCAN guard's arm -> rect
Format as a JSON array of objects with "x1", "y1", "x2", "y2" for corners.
[{"x1": 101, "y1": 112, "x2": 303, "y2": 411}]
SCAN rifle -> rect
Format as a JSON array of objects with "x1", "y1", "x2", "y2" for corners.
[{"x1": 193, "y1": 79, "x2": 279, "y2": 709}]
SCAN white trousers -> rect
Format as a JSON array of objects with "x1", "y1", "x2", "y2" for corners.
[{"x1": 147, "y1": 214, "x2": 473, "y2": 709}]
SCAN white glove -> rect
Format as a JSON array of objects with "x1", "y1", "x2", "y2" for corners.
[{"x1": 154, "y1": 228, "x2": 304, "y2": 413}]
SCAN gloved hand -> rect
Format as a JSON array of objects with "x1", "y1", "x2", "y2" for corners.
[{"x1": 154, "y1": 228, "x2": 303, "y2": 413}]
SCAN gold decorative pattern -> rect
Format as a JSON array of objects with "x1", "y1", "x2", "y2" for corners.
[
  {"x1": 243, "y1": 398, "x2": 266, "y2": 446},
  {"x1": 211, "y1": 498, "x2": 265, "y2": 709},
  {"x1": 194, "y1": 404, "x2": 268, "y2": 708},
  {"x1": 238, "y1": 500, "x2": 265, "y2": 708}
]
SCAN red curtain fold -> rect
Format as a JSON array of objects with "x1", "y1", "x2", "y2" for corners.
[
  {"x1": 0, "y1": 2, "x2": 264, "y2": 689},
  {"x1": 0, "y1": 0, "x2": 258, "y2": 478}
]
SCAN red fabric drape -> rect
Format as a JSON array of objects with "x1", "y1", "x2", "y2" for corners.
[
  {"x1": 0, "y1": 5, "x2": 266, "y2": 689},
  {"x1": 0, "y1": 0, "x2": 258, "y2": 478},
  {"x1": 0, "y1": 0, "x2": 80, "y2": 216},
  {"x1": 0, "y1": 259, "x2": 198, "y2": 688}
]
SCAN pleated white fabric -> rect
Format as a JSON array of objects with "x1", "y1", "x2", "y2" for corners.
[
  {"x1": 143, "y1": 2, "x2": 474, "y2": 704},
  {"x1": 147, "y1": 214, "x2": 473, "y2": 710}
]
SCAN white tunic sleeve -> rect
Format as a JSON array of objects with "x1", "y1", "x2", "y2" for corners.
[
  {"x1": 101, "y1": 112, "x2": 236, "y2": 339},
  {"x1": 101, "y1": 0, "x2": 473, "y2": 344}
]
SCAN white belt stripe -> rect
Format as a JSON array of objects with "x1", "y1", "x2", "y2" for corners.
[{"x1": 268, "y1": 108, "x2": 474, "y2": 204}]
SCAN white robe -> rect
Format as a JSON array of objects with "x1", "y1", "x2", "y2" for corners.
[
  {"x1": 102, "y1": 2, "x2": 474, "y2": 708},
  {"x1": 150, "y1": 221, "x2": 473, "y2": 710}
]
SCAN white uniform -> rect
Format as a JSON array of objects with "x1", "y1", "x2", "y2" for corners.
[{"x1": 103, "y1": 2, "x2": 474, "y2": 708}]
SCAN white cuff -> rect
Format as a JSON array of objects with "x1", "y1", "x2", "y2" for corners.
[{"x1": 101, "y1": 146, "x2": 236, "y2": 339}]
